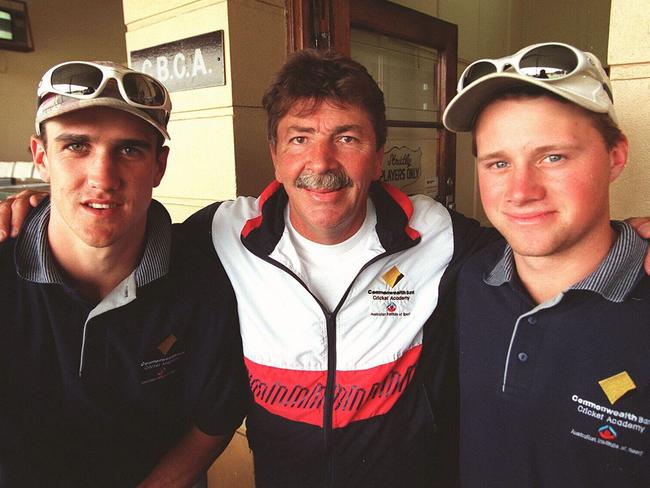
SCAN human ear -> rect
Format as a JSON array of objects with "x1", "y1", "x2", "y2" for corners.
[
  {"x1": 608, "y1": 135, "x2": 628, "y2": 183},
  {"x1": 30, "y1": 136, "x2": 51, "y2": 182}
]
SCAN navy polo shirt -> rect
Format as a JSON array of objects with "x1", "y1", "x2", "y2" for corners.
[
  {"x1": 0, "y1": 199, "x2": 249, "y2": 488},
  {"x1": 457, "y1": 222, "x2": 649, "y2": 487}
]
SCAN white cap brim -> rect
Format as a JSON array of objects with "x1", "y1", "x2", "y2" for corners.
[
  {"x1": 443, "y1": 71, "x2": 616, "y2": 133},
  {"x1": 35, "y1": 94, "x2": 170, "y2": 140}
]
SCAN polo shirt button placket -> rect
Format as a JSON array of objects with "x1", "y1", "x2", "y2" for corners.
[{"x1": 518, "y1": 316, "x2": 536, "y2": 362}]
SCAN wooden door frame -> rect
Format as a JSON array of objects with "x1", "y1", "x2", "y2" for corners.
[{"x1": 287, "y1": 0, "x2": 458, "y2": 205}]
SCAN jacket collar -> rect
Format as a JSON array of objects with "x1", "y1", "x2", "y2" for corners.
[{"x1": 240, "y1": 180, "x2": 421, "y2": 257}]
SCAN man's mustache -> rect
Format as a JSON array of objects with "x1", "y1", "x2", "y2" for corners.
[{"x1": 294, "y1": 170, "x2": 352, "y2": 191}]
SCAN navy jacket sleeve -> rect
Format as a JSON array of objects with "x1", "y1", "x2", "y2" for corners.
[{"x1": 174, "y1": 205, "x2": 250, "y2": 435}]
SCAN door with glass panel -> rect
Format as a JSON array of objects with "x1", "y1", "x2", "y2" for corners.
[{"x1": 287, "y1": 0, "x2": 458, "y2": 208}]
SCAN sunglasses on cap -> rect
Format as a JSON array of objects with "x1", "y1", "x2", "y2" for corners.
[
  {"x1": 458, "y1": 42, "x2": 612, "y2": 101},
  {"x1": 37, "y1": 61, "x2": 171, "y2": 112}
]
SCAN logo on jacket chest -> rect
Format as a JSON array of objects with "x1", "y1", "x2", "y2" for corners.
[{"x1": 368, "y1": 265, "x2": 415, "y2": 317}]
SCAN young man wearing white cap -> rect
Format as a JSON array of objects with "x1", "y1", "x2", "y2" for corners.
[
  {"x1": 444, "y1": 43, "x2": 649, "y2": 486},
  {"x1": 0, "y1": 61, "x2": 248, "y2": 487}
]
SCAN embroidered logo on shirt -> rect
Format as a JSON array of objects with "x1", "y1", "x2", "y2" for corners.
[
  {"x1": 569, "y1": 394, "x2": 647, "y2": 457},
  {"x1": 598, "y1": 425, "x2": 618, "y2": 441},
  {"x1": 140, "y1": 335, "x2": 185, "y2": 385},
  {"x1": 599, "y1": 371, "x2": 636, "y2": 405},
  {"x1": 382, "y1": 266, "x2": 404, "y2": 288},
  {"x1": 157, "y1": 334, "x2": 177, "y2": 355}
]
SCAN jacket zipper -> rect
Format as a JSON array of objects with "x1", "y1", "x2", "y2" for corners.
[
  {"x1": 258, "y1": 249, "x2": 412, "y2": 487},
  {"x1": 323, "y1": 311, "x2": 336, "y2": 487}
]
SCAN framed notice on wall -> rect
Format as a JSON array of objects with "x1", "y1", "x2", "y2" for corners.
[
  {"x1": 0, "y1": 0, "x2": 33, "y2": 52},
  {"x1": 381, "y1": 126, "x2": 438, "y2": 199}
]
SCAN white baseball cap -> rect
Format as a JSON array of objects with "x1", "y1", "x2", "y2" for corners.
[
  {"x1": 443, "y1": 42, "x2": 616, "y2": 133},
  {"x1": 35, "y1": 60, "x2": 171, "y2": 140}
]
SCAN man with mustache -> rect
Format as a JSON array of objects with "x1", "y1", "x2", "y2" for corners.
[{"x1": 180, "y1": 49, "x2": 494, "y2": 487}]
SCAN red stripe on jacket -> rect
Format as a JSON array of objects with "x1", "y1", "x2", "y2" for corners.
[{"x1": 245, "y1": 344, "x2": 422, "y2": 428}]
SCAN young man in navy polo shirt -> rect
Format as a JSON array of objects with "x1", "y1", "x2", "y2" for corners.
[
  {"x1": 444, "y1": 43, "x2": 649, "y2": 486},
  {"x1": 0, "y1": 61, "x2": 248, "y2": 487}
]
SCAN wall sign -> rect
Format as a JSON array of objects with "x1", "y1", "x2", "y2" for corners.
[
  {"x1": 130, "y1": 31, "x2": 225, "y2": 92},
  {"x1": 382, "y1": 146, "x2": 422, "y2": 188},
  {"x1": 381, "y1": 126, "x2": 438, "y2": 198}
]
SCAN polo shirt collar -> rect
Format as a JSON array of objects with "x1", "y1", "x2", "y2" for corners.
[
  {"x1": 484, "y1": 221, "x2": 648, "y2": 303},
  {"x1": 16, "y1": 198, "x2": 171, "y2": 287}
]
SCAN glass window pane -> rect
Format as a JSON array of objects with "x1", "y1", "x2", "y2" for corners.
[{"x1": 351, "y1": 28, "x2": 439, "y2": 123}]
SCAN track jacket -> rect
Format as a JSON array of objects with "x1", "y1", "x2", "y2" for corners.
[{"x1": 187, "y1": 181, "x2": 492, "y2": 488}]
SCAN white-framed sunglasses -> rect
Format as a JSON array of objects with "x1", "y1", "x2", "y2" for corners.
[
  {"x1": 458, "y1": 42, "x2": 612, "y2": 102},
  {"x1": 37, "y1": 61, "x2": 171, "y2": 112}
]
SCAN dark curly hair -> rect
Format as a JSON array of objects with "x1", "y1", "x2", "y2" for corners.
[{"x1": 262, "y1": 49, "x2": 386, "y2": 150}]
